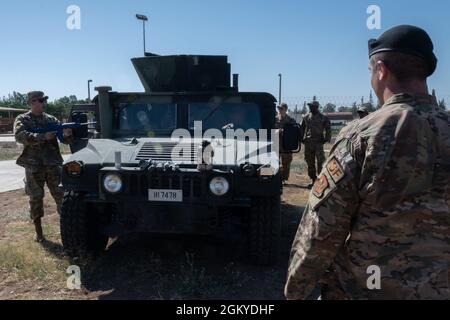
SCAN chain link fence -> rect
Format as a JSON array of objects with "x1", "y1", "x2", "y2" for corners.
[
  {"x1": 282, "y1": 94, "x2": 449, "y2": 113},
  {"x1": 282, "y1": 94, "x2": 450, "y2": 134}
]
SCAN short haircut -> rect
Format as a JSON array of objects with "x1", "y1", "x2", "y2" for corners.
[{"x1": 370, "y1": 52, "x2": 430, "y2": 82}]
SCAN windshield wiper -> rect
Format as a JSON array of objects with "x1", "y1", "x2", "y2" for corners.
[{"x1": 200, "y1": 104, "x2": 222, "y2": 123}]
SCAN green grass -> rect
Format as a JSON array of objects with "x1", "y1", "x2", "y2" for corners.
[
  {"x1": 0, "y1": 241, "x2": 69, "y2": 282},
  {"x1": 0, "y1": 219, "x2": 69, "y2": 284}
]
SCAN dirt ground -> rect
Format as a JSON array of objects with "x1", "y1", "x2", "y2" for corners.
[
  {"x1": 0, "y1": 153, "x2": 314, "y2": 300},
  {"x1": 0, "y1": 143, "x2": 71, "y2": 162}
]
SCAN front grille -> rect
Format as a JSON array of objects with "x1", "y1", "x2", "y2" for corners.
[
  {"x1": 124, "y1": 172, "x2": 203, "y2": 200},
  {"x1": 136, "y1": 142, "x2": 200, "y2": 163}
]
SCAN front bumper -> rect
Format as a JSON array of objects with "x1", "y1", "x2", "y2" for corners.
[
  {"x1": 63, "y1": 165, "x2": 281, "y2": 235},
  {"x1": 98, "y1": 167, "x2": 237, "y2": 206}
]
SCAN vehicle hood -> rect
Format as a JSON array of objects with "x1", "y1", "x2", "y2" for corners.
[{"x1": 66, "y1": 137, "x2": 280, "y2": 169}]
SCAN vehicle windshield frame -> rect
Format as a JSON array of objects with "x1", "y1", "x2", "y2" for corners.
[
  {"x1": 109, "y1": 92, "x2": 276, "y2": 139},
  {"x1": 113, "y1": 102, "x2": 178, "y2": 138}
]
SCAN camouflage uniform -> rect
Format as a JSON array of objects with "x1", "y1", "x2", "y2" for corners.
[
  {"x1": 275, "y1": 113, "x2": 297, "y2": 181},
  {"x1": 301, "y1": 112, "x2": 331, "y2": 181},
  {"x1": 14, "y1": 111, "x2": 67, "y2": 220},
  {"x1": 285, "y1": 93, "x2": 450, "y2": 300}
]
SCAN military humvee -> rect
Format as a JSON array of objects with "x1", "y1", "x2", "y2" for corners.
[{"x1": 61, "y1": 54, "x2": 301, "y2": 265}]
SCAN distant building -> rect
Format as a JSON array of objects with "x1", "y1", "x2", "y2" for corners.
[
  {"x1": 289, "y1": 112, "x2": 356, "y2": 128},
  {"x1": 324, "y1": 112, "x2": 355, "y2": 130},
  {"x1": 0, "y1": 107, "x2": 27, "y2": 133}
]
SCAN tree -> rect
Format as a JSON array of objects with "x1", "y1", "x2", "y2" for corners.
[
  {"x1": 438, "y1": 98, "x2": 447, "y2": 110},
  {"x1": 365, "y1": 91, "x2": 378, "y2": 111},
  {"x1": 376, "y1": 99, "x2": 382, "y2": 110},
  {"x1": 0, "y1": 92, "x2": 28, "y2": 109},
  {"x1": 323, "y1": 103, "x2": 336, "y2": 113},
  {"x1": 1, "y1": 92, "x2": 89, "y2": 120},
  {"x1": 301, "y1": 102, "x2": 308, "y2": 114},
  {"x1": 351, "y1": 102, "x2": 358, "y2": 115},
  {"x1": 48, "y1": 96, "x2": 88, "y2": 120},
  {"x1": 361, "y1": 101, "x2": 376, "y2": 113}
]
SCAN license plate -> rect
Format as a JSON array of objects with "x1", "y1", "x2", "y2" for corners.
[{"x1": 148, "y1": 189, "x2": 183, "y2": 202}]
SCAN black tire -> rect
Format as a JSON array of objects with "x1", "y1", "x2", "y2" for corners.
[
  {"x1": 248, "y1": 195, "x2": 281, "y2": 266},
  {"x1": 60, "y1": 192, "x2": 109, "y2": 257}
]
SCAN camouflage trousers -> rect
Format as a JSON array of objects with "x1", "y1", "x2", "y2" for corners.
[
  {"x1": 25, "y1": 166, "x2": 63, "y2": 221},
  {"x1": 280, "y1": 153, "x2": 293, "y2": 181},
  {"x1": 304, "y1": 142, "x2": 325, "y2": 181},
  {"x1": 319, "y1": 269, "x2": 351, "y2": 300}
]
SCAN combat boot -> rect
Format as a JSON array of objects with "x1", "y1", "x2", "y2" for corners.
[{"x1": 34, "y1": 218, "x2": 45, "y2": 243}]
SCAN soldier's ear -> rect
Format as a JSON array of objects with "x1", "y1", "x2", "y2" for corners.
[{"x1": 377, "y1": 60, "x2": 390, "y2": 81}]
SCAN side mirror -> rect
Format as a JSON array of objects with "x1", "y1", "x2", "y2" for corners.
[
  {"x1": 71, "y1": 112, "x2": 89, "y2": 139},
  {"x1": 282, "y1": 123, "x2": 302, "y2": 153},
  {"x1": 69, "y1": 112, "x2": 89, "y2": 154}
]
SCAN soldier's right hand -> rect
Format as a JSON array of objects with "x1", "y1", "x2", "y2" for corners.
[{"x1": 45, "y1": 132, "x2": 56, "y2": 141}]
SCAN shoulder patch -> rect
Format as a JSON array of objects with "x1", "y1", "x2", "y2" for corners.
[
  {"x1": 312, "y1": 175, "x2": 329, "y2": 198},
  {"x1": 326, "y1": 157, "x2": 345, "y2": 184}
]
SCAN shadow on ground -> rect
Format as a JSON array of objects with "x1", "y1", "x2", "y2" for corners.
[
  {"x1": 50, "y1": 203, "x2": 305, "y2": 300},
  {"x1": 283, "y1": 183, "x2": 312, "y2": 190},
  {"x1": 41, "y1": 239, "x2": 67, "y2": 260}
]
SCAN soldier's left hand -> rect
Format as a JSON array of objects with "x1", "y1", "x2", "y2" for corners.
[{"x1": 63, "y1": 128, "x2": 73, "y2": 137}]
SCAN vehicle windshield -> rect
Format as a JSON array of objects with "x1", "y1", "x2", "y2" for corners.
[
  {"x1": 188, "y1": 103, "x2": 261, "y2": 131},
  {"x1": 116, "y1": 103, "x2": 177, "y2": 137}
]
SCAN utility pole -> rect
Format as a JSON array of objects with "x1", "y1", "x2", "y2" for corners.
[
  {"x1": 278, "y1": 74, "x2": 282, "y2": 105},
  {"x1": 136, "y1": 14, "x2": 149, "y2": 54},
  {"x1": 88, "y1": 79, "x2": 93, "y2": 102}
]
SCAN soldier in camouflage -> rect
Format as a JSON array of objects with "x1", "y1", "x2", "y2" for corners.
[
  {"x1": 285, "y1": 25, "x2": 450, "y2": 300},
  {"x1": 300, "y1": 101, "x2": 331, "y2": 188},
  {"x1": 275, "y1": 103, "x2": 298, "y2": 183},
  {"x1": 357, "y1": 105, "x2": 370, "y2": 119},
  {"x1": 14, "y1": 91, "x2": 72, "y2": 242}
]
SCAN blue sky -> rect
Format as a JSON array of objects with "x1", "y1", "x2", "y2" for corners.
[{"x1": 0, "y1": 0, "x2": 449, "y2": 105}]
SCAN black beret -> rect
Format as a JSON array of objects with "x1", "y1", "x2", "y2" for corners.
[{"x1": 368, "y1": 25, "x2": 437, "y2": 76}]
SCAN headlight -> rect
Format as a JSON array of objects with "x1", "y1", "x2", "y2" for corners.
[
  {"x1": 103, "y1": 173, "x2": 123, "y2": 194},
  {"x1": 66, "y1": 161, "x2": 83, "y2": 177},
  {"x1": 209, "y1": 176, "x2": 230, "y2": 196}
]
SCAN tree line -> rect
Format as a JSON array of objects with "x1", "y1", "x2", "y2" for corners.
[
  {"x1": 0, "y1": 92, "x2": 89, "y2": 120},
  {"x1": 2, "y1": 91, "x2": 447, "y2": 120},
  {"x1": 290, "y1": 92, "x2": 447, "y2": 116}
]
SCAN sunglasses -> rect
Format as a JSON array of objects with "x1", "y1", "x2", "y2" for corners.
[{"x1": 32, "y1": 98, "x2": 47, "y2": 103}]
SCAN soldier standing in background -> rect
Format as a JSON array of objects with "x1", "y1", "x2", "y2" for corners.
[
  {"x1": 275, "y1": 103, "x2": 298, "y2": 183},
  {"x1": 357, "y1": 105, "x2": 370, "y2": 119},
  {"x1": 14, "y1": 91, "x2": 72, "y2": 242},
  {"x1": 285, "y1": 25, "x2": 450, "y2": 300},
  {"x1": 300, "y1": 101, "x2": 331, "y2": 188}
]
